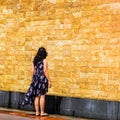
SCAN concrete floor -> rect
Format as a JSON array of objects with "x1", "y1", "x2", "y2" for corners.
[{"x1": 0, "y1": 107, "x2": 94, "y2": 120}]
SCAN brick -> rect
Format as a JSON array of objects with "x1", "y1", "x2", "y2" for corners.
[{"x1": 0, "y1": 0, "x2": 120, "y2": 102}]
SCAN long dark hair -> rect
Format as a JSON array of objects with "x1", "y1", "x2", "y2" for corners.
[{"x1": 33, "y1": 47, "x2": 48, "y2": 65}]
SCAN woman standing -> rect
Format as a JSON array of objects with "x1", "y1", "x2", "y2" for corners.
[{"x1": 22, "y1": 47, "x2": 51, "y2": 116}]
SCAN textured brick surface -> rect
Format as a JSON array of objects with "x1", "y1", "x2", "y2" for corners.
[{"x1": 0, "y1": 0, "x2": 120, "y2": 101}]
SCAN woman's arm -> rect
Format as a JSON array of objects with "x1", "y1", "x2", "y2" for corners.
[
  {"x1": 32, "y1": 63, "x2": 35, "y2": 75},
  {"x1": 43, "y1": 59, "x2": 52, "y2": 88},
  {"x1": 43, "y1": 59, "x2": 50, "y2": 81}
]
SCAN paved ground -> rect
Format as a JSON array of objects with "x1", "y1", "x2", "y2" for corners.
[{"x1": 0, "y1": 107, "x2": 94, "y2": 120}]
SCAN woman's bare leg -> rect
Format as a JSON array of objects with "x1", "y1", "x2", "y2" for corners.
[
  {"x1": 40, "y1": 95, "x2": 45, "y2": 114},
  {"x1": 34, "y1": 97, "x2": 39, "y2": 115}
]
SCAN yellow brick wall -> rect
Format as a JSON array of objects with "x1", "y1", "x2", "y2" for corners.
[{"x1": 0, "y1": 0, "x2": 120, "y2": 101}]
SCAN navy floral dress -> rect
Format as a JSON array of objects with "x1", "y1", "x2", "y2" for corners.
[{"x1": 22, "y1": 60, "x2": 48, "y2": 106}]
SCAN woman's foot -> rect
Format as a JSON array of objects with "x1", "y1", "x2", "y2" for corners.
[
  {"x1": 35, "y1": 112, "x2": 40, "y2": 116},
  {"x1": 40, "y1": 113, "x2": 48, "y2": 116}
]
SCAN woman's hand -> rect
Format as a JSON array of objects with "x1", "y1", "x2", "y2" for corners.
[{"x1": 48, "y1": 81, "x2": 52, "y2": 88}]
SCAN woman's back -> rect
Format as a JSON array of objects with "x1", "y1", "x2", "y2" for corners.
[{"x1": 34, "y1": 60, "x2": 44, "y2": 76}]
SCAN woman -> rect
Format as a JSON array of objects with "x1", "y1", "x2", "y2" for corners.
[{"x1": 22, "y1": 47, "x2": 51, "y2": 116}]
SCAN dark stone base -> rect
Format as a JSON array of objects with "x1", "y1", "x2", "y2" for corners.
[{"x1": 0, "y1": 90, "x2": 120, "y2": 120}]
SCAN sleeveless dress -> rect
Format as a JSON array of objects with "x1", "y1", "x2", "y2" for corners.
[{"x1": 22, "y1": 60, "x2": 48, "y2": 106}]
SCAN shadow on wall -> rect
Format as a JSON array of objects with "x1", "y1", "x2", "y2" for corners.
[{"x1": 0, "y1": 90, "x2": 120, "y2": 120}]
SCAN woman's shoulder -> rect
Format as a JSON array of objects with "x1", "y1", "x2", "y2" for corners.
[{"x1": 43, "y1": 59, "x2": 47, "y2": 63}]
